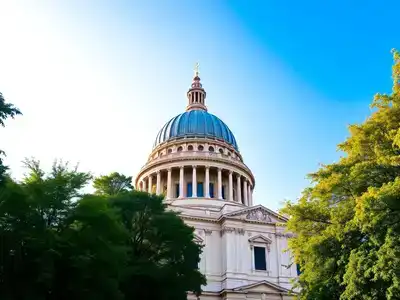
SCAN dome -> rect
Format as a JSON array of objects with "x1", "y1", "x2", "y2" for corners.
[{"x1": 153, "y1": 110, "x2": 238, "y2": 150}]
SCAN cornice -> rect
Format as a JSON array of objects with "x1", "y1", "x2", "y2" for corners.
[
  {"x1": 179, "y1": 213, "x2": 280, "y2": 227},
  {"x1": 180, "y1": 214, "x2": 219, "y2": 223}
]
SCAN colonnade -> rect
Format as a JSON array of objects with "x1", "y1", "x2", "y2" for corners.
[{"x1": 138, "y1": 165, "x2": 254, "y2": 206}]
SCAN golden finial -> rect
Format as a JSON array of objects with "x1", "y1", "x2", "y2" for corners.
[{"x1": 194, "y1": 62, "x2": 200, "y2": 77}]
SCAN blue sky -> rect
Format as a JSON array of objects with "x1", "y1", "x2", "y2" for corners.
[{"x1": 1, "y1": 0, "x2": 399, "y2": 211}]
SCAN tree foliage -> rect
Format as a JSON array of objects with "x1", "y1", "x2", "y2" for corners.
[
  {"x1": 282, "y1": 49, "x2": 400, "y2": 299},
  {"x1": 93, "y1": 172, "x2": 133, "y2": 196},
  {"x1": 0, "y1": 92, "x2": 22, "y2": 183},
  {"x1": 0, "y1": 160, "x2": 205, "y2": 299}
]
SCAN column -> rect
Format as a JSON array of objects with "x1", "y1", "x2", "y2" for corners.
[
  {"x1": 228, "y1": 171, "x2": 233, "y2": 201},
  {"x1": 167, "y1": 168, "x2": 172, "y2": 199},
  {"x1": 217, "y1": 168, "x2": 223, "y2": 199},
  {"x1": 192, "y1": 165, "x2": 197, "y2": 197},
  {"x1": 156, "y1": 171, "x2": 161, "y2": 195},
  {"x1": 179, "y1": 166, "x2": 184, "y2": 198},
  {"x1": 205, "y1": 166, "x2": 210, "y2": 198},
  {"x1": 236, "y1": 175, "x2": 242, "y2": 203},
  {"x1": 148, "y1": 175, "x2": 153, "y2": 194},
  {"x1": 142, "y1": 179, "x2": 147, "y2": 192},
  {"x1": 243, "y1": 179, "x2": 248, "y2": 206},
  {"x1": 248, "y1": 184, "x2": 252, "y2": 206}
]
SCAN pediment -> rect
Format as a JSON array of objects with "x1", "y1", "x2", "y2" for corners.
[
  {"x1": 222, "y1": 205, "x2": 288, "y2": 224},
  {"x1": 248, "y1": 234, "x2": 272, "y2": 244},
  {"x1": 232, "y1": 280, "x2": 292, "y2": 295}
]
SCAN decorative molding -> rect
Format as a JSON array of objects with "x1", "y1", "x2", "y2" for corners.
[
  {"x1": 249, "y1": 234, "x2": 272, "y2": 252},
  {"x1": 246, "y1": 208, "x2": 272, "y2": 222},
  {"x1": 220, "y1": 226, "x2": 245, "y2": 236},
  {"x1": 220, "y1": 226, "x2": 235, "y2": 236},
  {"x1": 237, "y1": 228, "x2": 245, "y2": 235},
  {"x1": 276, "y1": 232, "x2": 294, "y2": 238},
  {"x1": 219, "y1": 204, "x2": 289, "y2": 225},
  {"x1": 204, "y1": 229, "x2": 212, "y2": 236}
]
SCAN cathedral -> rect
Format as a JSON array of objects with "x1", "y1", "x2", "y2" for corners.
[{"x1": 134, "y1": 67, "x2": 298, "y2": 300}]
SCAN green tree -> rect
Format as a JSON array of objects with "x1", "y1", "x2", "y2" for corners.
[
  {"x1": 1, "y1": 160, "x2": 205, "y2": 299},
  {"x1": 93, "y1": 172, "x2": 133, "y2": 196},
  {"x1": 282, "y1": 49, "x2": 400, "y2": 299},
  {"x1": 0, "y1": 92, "x2": 21, "y2": 183},
  {"x1": 0, "y1": 159, "x2": 127, "y2": 300},
  {"x1": 110, "y1": 190, "x2": 206, "y2": 300}
]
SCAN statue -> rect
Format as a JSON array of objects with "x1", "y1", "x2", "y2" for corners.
[{"x1": 194, "y1": 62, "x2": 200, "y2": 76}]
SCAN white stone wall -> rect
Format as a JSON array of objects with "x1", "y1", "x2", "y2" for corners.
[{"x1": 182, "y1": 207, "x2": 297, "y2": 297}]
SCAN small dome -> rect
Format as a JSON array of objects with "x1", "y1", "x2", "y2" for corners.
[{"x1": 153, "y1": 110, "x2": 238, "y2": 150}]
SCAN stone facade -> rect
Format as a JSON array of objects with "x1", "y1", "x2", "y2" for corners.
[{"x1": 134, "y1": 67, "x2": 298, "y2": 299}]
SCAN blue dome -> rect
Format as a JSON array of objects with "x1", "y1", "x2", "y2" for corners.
[{"x1": 154, "y1": 110, "x2": 238, "y2": 150}]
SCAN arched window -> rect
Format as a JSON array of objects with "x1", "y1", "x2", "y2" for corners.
[
  {"x1": 177, "y1": 146, "x2": 183, "y2": 152},
  {"x1": 167, "y1": 148, "x2": 172, "y2": 154},
  {"x1": 219, "y1": 148, "x2": 224, "y2": 154},
  {"x1": 208, "y1": 146, "x2": 215, "y2": 152},
  {"x1": 188, "y1": 145, "x2": 194, "y2": 151},
  {"x1": 198, "y1": 145, "x2": 204, "y2": 151}
]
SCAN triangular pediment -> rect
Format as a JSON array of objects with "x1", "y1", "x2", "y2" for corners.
[
  {"x1": 232, "y1": 280, "x2": 292, "y2": 294},
  {"x1": 222, "y1": 205, "x2": 287, "y2": 223},
  {"x1": 248, "y1": 234, "x2": 272, "y2": 244}
]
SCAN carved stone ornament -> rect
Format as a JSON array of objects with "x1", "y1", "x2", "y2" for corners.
[
  {"x1": 220, "y1": 226, "x2": 245, "y2": 236},
  {"x1": 204, "y1": 229, "x2": 212, "y2": 236},
  {"x1": 246, "y1": 208, "x2": 272, "y2": 222},
  {"x1": 236, "y1": 228, "x2": 245, "y2": 235},
  {"x1": 276, "y1": 232, "x2": 295, "y2": 238},
  {"x1": 220, "y1": 226, "x2": 236, "y2": 236},
  {"x1": 261, "y1": 293, "x2": 267, "y2": 300}
]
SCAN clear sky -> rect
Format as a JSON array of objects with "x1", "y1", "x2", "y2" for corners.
[{"x1": 1, "y1": 0, "x2": 399, "y2": 211}]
